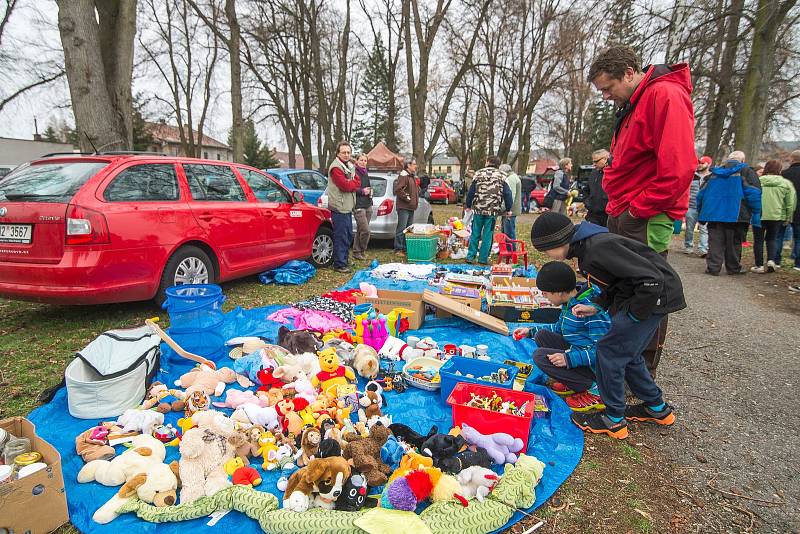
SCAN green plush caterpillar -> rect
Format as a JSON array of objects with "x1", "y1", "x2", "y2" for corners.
[{"x1": 116, "y1": 454, "x2": 546, "y2": 534}]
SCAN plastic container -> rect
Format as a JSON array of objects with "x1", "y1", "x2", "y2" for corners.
[
  {"x1": 164, "y1": 284, "x2": 226, "y2": 361},
  {"x1": 402, "y1": 357, "x2": 444, "y2": 391},
  {"x1": 446, "y1": 382, "x2": 535, "y2": 450},
  {"x1": 405, "y1": 234, "x2": 439, "y2": 263},
  {"x1": 439, "y1": 356, "x2": 519, "y2": 402}
]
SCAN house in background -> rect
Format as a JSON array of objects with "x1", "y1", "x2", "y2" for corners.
[
  {"x1": 145, "y1": 121, "x2": 232, "y2": 161},
  {"x1": 272, "y1": 150, "x2": 308, "y2": 169},
  {"x1": 0, "y1": 136, "x2": 76, "y2": 176}
]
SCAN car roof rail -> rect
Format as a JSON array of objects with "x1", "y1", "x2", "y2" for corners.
[
  {"x1": 40, "y1": 152, "x2": 96, "y2": 157},
  {"x1": 98, "y1": 151, "x2": 168, "y2": 156}
]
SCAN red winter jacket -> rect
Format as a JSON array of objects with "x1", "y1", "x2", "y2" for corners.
[{"x1": 603, "y1": 63, "x2": 697, "y2": 220}]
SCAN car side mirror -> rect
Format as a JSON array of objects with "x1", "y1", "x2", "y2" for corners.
[{"x1": 291, "y1": 190, "x2": 304, "y2": 203}]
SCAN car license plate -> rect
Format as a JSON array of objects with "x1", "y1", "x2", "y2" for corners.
[{"x1": 0, "y1": 224, "x2": 32, "y2": 243}]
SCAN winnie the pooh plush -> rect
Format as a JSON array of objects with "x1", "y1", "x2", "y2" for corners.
[{"x1": 311, "y1": 347, "x2": 355, "y2": 398}]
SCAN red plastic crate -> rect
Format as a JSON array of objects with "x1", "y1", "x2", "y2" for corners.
[{"x1": 446, "y1": 382, "x2": 536, "y2": 451}]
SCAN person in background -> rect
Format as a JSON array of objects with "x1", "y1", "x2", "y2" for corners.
[
  {"x1": 550, "y1": 158, "x2": 573, "y2": 215},
  {"x1": 462, "y1": 169, "x2": 475, "y2": 206},
  {"x1": 419, "y1": 173, "x2": 431, "y2": 196},
  {"x1": 696, "y1": 153, "x2": 762, "y2": 276},
  {"x1": 500, "y1": 163, "x2": 522, "y2": 243},
  {"x1": 751, "y1": 159, "x2": 797, "y2": 273},
  {"x1": 584, "y1": 149, "x2": 609, "y2": 226},
  {"x1": 464, "y1": 155, "x2": 513, "y2": 265},
  {"x1": 352, "y1": 153, "x2": 373, "y2": 261},
  {"x1": 684, "y1": 156, "x2": 712, "y2": 257},
  {"x1": 777, "y1": 150, "x2": 800, "y2": 273},
  {"x1": 327, "y1": 142, "x2": 370, "y2": 273},
  {"x1": 521, "y1": 174, "x2": 535, "y2": 213},
  {"x1": 393, "y1": 155, "x2": 419, "y2": 257}
]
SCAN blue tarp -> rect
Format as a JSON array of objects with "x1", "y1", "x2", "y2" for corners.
[{"x1": 27, "y1": 265, "x2": 581, "y2": 534}]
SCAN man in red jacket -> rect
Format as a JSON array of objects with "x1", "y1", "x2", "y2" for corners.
[{"x1": 588, "y1": 45, "x2": 697, "y2": 378}]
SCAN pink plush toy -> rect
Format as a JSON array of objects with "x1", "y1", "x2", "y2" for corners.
[
  {"x1": 282, "y1": 376, "x2": 318, "y2": 404},
  {"x1": 459, "y1": 423, "x2": 524, "y2": 465},
  {"x1": 212, "y1": 389, "x2": 268, "y2": 409}
]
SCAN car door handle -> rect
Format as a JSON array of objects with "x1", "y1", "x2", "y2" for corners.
[
  {"x1": 263, "y1": 211, "x2": 274, "y2": 218},
  {"x1": 198, "y1": 212, "x2": 214, "y2": 222}
]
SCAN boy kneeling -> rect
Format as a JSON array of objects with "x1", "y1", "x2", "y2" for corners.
[
  {"x1": 530, "y1": 212, "x2": 683, "y2": 439},
  {"x1": 513, "y1": 261, "x2": 611, "y2": 412}
]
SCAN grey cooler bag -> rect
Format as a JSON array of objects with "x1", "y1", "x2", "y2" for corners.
[{"x1": 65, "y1": 325, "x2": 161, "y2": 419}]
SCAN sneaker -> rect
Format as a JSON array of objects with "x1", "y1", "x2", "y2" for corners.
[
  {"x1": 624, "y1": 403, "x2": 676, "y2": 426},
  {"x1": 682, "y1": 248, "x2": 693, "y2": 255},
  {"x1": 549, "y1": 382, "x2": 575, "y2": 396},
  {"x1": 789, "y1": 285, "x2": 800, "y2": 293},
  {"x1": 565, "y1": 391, "x2": 605, "y2": 412},
  {"x1": 766, "y1": 260, "x2": 777, "y2": 273},
  {"x1": 696, "y1": 251, "x2": 708, "y2": 258},
  {"x1": 793, "y1": 267, "x2": 800, "y2": 272},
  {"x1": 571, "y1": 411, "x2": 629, "y2": 439},
  {"x1": 334, "y1": 266, "x2": 351, "y2": 273},
  {"x1": 750, "y1": 266, "x2": 766, "y2": 273}
]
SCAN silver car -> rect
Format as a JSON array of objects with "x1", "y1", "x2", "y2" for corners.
[{"x1": 318, "y1": 172, "x2": 433, "y2": 239}]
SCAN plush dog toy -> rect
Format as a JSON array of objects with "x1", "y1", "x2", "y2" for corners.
[
  {"x1": 439, "y1": 447, "x2": 493, "y2": 474},
  {"x1": 312, "y1": 347, "x2": 355, "y2": 397},
  {"x1": 283, "y1": 456, "x2": 351, "y2": 512},
  {"x1": 178, "y1": 410, "x2": 236, "y2": 504},
  {"x1": 460, "y1": 423, "x2": 524, "y2": 465},
  {"x1": 231, "y1": 403, "x2": 280, "y2": 430},
  {"x1": 78, "y1": 434, "x2": 167, "y2": 487},
  {"x1": 352, "y1": 344, "x2": 379, "y2": 379},
  {"x1": 358, "y1": 389, "x2": 383, "y2": 423},
  {"x1": 91, "y1": 461, "x2": 180, "y2": 523},
  {"x1": 389, "y1": 423, "x2": 438, "y2": 449},
  {"x1": 456, "y1": 466, "x2": 498, "y2": 502},
  {"x1": 420, "y1": 433, "x2": 466, "y2": 467}
]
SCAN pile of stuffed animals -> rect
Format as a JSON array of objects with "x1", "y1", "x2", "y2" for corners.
[{"x1": 72, "y1": 324, "x2": 530, "y2": 524}]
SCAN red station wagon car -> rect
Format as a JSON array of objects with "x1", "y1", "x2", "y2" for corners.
[
  {"x1": 0, "y1": 154, "x2": 334, "y2": 305},
  {"x1": 426, "y1": 179, "x2": 457, "y2": 204}
]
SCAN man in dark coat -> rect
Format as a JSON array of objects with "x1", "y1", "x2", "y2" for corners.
[
  {"x1": 584, "y1": 149, "x2": 609, "y2": 226},
  {"x1": 778, "y1": 149, "x2": 800, "y2": 270}
]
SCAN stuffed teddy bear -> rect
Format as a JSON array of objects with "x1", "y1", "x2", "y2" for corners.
[
  {"x1": 231, "y1": 403, "x2": 280, "y2": 430},
  {"x1": 273, "y1": 362, "x2": 306, "y2": 384},
  {"x1": 78, "y1": 434, "x2": 168, "y2": 487},
  {"x1": 91, "y1": 461, "x2": 180, "y2": 524},
  {"x1": 283, "y1": 456, "x2": 351, "y2": 512},
  {"x1": 312, "y1": 347, "x2": 355, "y2": 398},
  {"x1": 141, "y1": 382, "x2": 186, "y2": 413},
  {"x1": 223, "y1": 457, "x2": 262, "y2": 487},
  {"x1": 178, "y1": 410, "x2": 236, "y2": 504},
  {"x1": 352, "y1": 344, "x2": 379, "y2": 379},
  {"x1": 297, "y1": 426, "x2": 321, "y2": 467},
  {"x1": 175, "y1": 365, "x2": 243, "y2": 398},
  {"x1": 256, "y1": 387, "x2": 285, "y2": 407},
  {"x1": 342, "y1": 422, "x2": 393, "y2": 487},
  {"x1": 456, "y1": 465, "x2": 498, "y2": 502},
  {"x1": 116, "y1": 409, "x2": 164, "y2": 435},
  {"x1": 212, "y1": 389, "x2": 268, "y2": 409},
  {"x1": 282, "y1": 351, "x2": 321, "y2": 379},
  {"x1": 228, "y1": 424, "x2": 263, "y2": 465},
  {"x1": 459, "y1": 423, "x2": 524, "y2": 465}
]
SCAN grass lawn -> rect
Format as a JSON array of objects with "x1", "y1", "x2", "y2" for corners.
[{"x1": 1, "y1": 204, "x2": 700, "y2": 533}]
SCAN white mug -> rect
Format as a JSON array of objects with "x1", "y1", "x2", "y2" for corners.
[{"x1": 476, "y1": 344, "x2": 489, "y2": 357}]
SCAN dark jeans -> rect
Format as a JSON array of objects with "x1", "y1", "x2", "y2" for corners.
[
  {"x1": 521, "y1": 192, "x2": 531, "y2": 213},
  {"x1": 752, "y1": 220, "x2": 783, "y2": 267},
  {"x1": 586, "y1": 210, "x2": 608, "y2": 227},
  {"x1": 775, "y1": 222, "x2": 800, "y2": 266},
  {"x1": 394, "y1": 208, "x2": 414, "y2": 252},
  {"x1": 532, "y1": 330, "x2": 595, "y2": 392},
  {"x1": 502, "y1": 215, "x2": 517, "y2": 250},
  {"x1": 706, "y1": 222, "x2": 748, "y2": 274},
  {"x1": 330, "y1": 210, "x2": 353, "y2": 268},
  {"x1": 595, "y1": 312, "x2": 665, "y2": 419}
]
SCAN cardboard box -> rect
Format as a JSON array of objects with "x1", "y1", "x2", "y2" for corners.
[
  {"x1": 435, "y1": 294, "x2": 482, "y2": 318},
  {"x1": 487, "y1": 277, "x2": 560, "y2": 323},
  {"x1": 354, "y1": 289, "x2": 426, "y2": 330},
  {"x1": 0, "y1": 417, "x2": 69, "y2": 534},
  {"x1": 422, "y1": 290, "x2": 509, "y2": 335}
]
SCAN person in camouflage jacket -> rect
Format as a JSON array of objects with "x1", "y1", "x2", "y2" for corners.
[{"x1": 465, "y1": 155, "x2": 513, "y2": 264}]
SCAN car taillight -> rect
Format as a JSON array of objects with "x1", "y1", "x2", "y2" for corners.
[
  {"x1": 66, "y1": 204, "x2": 110, "y2": 245},
  {"x1": 377, "y1": 198, "x2": 394, "y2": 216}
]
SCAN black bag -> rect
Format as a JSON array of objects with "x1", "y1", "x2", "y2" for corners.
[{"x1": 542, "y1": 185, "x2": 557, "y2": 208}]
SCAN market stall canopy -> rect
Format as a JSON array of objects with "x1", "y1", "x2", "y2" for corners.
[{"x1": 367, "y1": 142, "x2": 403, "y2": 171}]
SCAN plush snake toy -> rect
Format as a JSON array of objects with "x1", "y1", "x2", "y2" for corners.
[{"x1": 115, "y1": 454, "x2": 545, "y2": 534}]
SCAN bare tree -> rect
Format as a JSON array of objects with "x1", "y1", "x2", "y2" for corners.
[{"x1": 57, "y1": 0, "x2": 136, "y2": 151}]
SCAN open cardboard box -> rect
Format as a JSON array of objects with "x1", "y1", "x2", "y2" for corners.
[
  {"x1": 0, "y1": 417, "x2": 69, "y2": 534},
  {"x1": 487, "y1": 277, "x2": 561, "y2": 323},
  {"x1": 423, "y1": 290, "x2": 508, "y2": 335},
  {"x1": 354, "y1": 289, "x2": 426, "y2": 330}
]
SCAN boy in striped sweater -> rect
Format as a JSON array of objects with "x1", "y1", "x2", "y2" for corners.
[{"x1": 513, "y1": 261, "x2": 611, "y2": 412}]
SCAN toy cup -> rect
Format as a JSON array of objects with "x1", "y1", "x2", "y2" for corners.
[
  {"x1": 476, "y1": 344, "x2": 489, "y2": 357},
  {"x1": 406, "y1": 335, "x2": 420, "y2": 347},
  {"x1": 460, "y1": 345, "x2": 476, "y2": 358}
]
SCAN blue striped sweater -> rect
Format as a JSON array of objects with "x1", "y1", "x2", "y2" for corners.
[{"x1": 530, "y1": 285, "x2": 611, "y2": 369}]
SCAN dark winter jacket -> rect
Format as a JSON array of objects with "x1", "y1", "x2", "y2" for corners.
[
  {"x1": 393, "y1": 170, "x2": 419, "y2": 211},
  {"x1": 736, "y1": 163, "x2": 761, "y2": 223},
  {"x1": 355, "y1": 165, "x2": 372, "y2": 209},
  {"x1": 567, "y1": 222, "x2": 687, "y2": 321},
  {"x1": 551, "y1": 169, "x2": 571, "y2": 201},
  {"x1": 584, "y1": 168, "x2": 608, "y2": 214},
  {"x1": 696, "y1": 161, "x2": 762, "y2": 225},
  {"x1": 782, "y1": 162, "x2": 800, "y2": 224}
]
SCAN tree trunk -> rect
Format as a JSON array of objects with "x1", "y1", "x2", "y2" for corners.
[
  {"x1": 734, "y1": 0, "x2": 797, "y2": 160},
  {"x1": 226, "y1": 0, "x2": 244, "y2": 163},
  {"x1": 58, "y1": 0, "x2": 135, "y2": 151}
]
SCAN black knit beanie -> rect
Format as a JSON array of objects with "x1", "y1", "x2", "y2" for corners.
[
  {"x1": 536, "y1": 261, "x2": 577, "y2": 293},
  {"x1": 530, "y1": 212, "x2": 575, "y2": 251}
]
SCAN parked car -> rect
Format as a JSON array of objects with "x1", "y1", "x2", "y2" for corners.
[
  {"x1": 0, "y1": 154, "x2": 334, "y2": 305},
  {"x1": 426, "y1": 179, "x2": 457, "y2": 204},
  {"x1": 266, "y1": 167, "x2": 327, "y2": 206},
  {"x1": 572, "y1": 165, "x2": 594, "y2": 203},
  {"x1": 529, "y1": 187, "x2": 547, "y2": 208},
  {"x1": 317, "y1": 172, "x2": 433, "y2": 239}
]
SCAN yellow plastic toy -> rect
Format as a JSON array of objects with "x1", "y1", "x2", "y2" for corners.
[
  {"x1": 256, "y1": 431, "x2": 279, "y2": 471},
  {"x1": 312, "y1": 347, "x2": 355, "y2": 397}
]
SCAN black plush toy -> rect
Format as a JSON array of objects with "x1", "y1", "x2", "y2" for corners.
[
  {"x1": 420, "y1": 433, "x2": 466, "y2": 466},
  {"x1": 335, "y1": 471, "x2": 375, "y2": 511},
  {"x1": 318, "y1": 437, "x2": 342, "y2": 458},
  {"x1": 439, "y1": 447, "x2": 493, "y2": 474},
  {"x1": 389, "y1": 423, "x2": 438, "y2": 449}
]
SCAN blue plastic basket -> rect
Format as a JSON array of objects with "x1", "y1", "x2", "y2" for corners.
[
  {"x1": 439, "y1": 356, "x2": 519, "y2": 402},
  {"x1": 164, "y1": 284, "x2": 226, "y2": 360}
]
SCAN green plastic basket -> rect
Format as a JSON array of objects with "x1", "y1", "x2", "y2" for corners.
[{"x1": 405, "y1": 233, "x2": 439, "y2": 263}]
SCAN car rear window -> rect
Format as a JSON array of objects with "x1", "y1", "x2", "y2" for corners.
[
  {"x1": 369, "y1": 177, "x2": 387, "y2": 196},
  {"x1": 288, "y1": 171, "x2": 327, "y2": 190},
  {"x1": 0, "y1": 161, "x2": 108, "y2": 202},
  {"x1": 431, "y1": 180, "x2": 443, "y2": 187}
]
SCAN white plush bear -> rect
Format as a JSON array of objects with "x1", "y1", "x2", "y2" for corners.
[
  {"x1": 178, "y1": 410, "x2": 236, "y2": 504},
  {"x1": 92, "y1": 462, "x2": 179, "y2": 523},
  {"x1": 78, "y1": 434, "x2": 167, "y2": 487}
]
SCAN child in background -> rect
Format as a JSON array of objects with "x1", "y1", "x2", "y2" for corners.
[
  {"x1": 529, "y1": 212, "x2": 684, "y2": 439},
  {"x1": 513, "y1": 261, "x2": 611, "y2": 412}
]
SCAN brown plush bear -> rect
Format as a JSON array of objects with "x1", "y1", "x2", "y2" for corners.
[
  {"x1": 342, "y1": 422, "x2": 392, "y2": 487},
  {"x1": 228, "y1": 424, "x2": 264, "y2": 466}
]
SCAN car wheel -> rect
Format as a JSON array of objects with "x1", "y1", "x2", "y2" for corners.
[
  {"x1": 156, "y1": 245, "x2": 214, "y2": 305},
  {"x1": 310, "y1": 226, "x2": 334, "y2": 267}
]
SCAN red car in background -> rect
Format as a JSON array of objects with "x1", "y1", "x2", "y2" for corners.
[
  {"x1": 426, "y1": 179, "x2": 457, "y2": 204},
  {"x1": 530, "y1": 188, "x2": 547, "y2": 208},
  {"x1": 0, "y1": 154, "x2": 333, "y2": 305}
]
